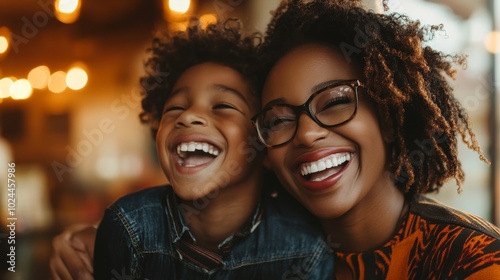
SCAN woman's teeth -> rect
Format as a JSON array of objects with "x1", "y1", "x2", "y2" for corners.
[{"x1": 300, "y1": 152, "x2": 352, "y2": 177}]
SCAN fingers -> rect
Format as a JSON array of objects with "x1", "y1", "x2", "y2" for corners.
[
  {"x1": 50, "y1": 224, "x2": 97, "y2": 280},
  {"x1": 51, "y1": 234, "x2": 93, "y2": 279},
  {"x1": 72, "y1": 238, "x2": 94, "y2": 273}
]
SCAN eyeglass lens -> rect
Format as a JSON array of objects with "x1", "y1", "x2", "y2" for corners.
[{"x1": 256, "y1": 83, "x2": 357, "y2": 147}]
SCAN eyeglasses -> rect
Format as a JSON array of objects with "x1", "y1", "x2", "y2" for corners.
[{"x1": 252, "y1": 79, "x2": 362, "y2": 148}]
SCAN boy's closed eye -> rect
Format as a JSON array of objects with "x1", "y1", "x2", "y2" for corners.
[
  {"x1": 213, "y1": 102, "x2": 239, "y2": 111},
  {"x1": 163, "y1": 106, "x2": 185, "y2": 114}
]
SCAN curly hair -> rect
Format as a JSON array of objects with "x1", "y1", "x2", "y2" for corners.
[
  {"x1": 139, "y1": 18, "x2": 261, "y2": 134},
  {"x1": 258, "y1": 0, "x2": 489, "y2": 196}
]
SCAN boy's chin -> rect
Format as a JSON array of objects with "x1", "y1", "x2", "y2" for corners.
[{"x1": 173, "y1": 184, "x2": 220, "y2": 202}]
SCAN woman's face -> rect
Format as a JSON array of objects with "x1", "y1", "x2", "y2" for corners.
[{"x1": 261, "y1": 43, "x2": 393, "y2": 219}]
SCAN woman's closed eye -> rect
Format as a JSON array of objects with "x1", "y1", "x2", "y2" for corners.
[{"x1": 318, "y1": 96, "x2": 352, "y2": 111}]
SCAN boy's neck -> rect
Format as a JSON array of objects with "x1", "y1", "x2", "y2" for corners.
[{"x1": 180, "y1": 183, "x2": 261, "y2": 251}]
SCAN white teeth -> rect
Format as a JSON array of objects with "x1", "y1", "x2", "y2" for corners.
[
  {"x1": 317, "y1": 161, "x2": 326, "y2": 172},
  {"x1": 300, "y1": 152, "x2": 353, "y2": 176},
  {"x1": 176, "y1": 141, "x2": 220, "y2": 157}
]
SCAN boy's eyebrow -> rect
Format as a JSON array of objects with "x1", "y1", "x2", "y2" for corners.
[
  {"x1": 212, "y1": 84, "x2": 249, "y2": 102},
  {"x1": 169, "y1": 84, "x2": 249, "y2": 102},
  {"x1": 170, "y1": 87, "x2": 187, "y2": 97}
]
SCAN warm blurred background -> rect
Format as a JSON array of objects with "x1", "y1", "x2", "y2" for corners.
[{"x1": 0, "y1": 0, "x2": 498, "y2": 279}]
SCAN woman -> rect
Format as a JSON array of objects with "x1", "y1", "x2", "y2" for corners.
[{"x1": 253, "y1": 0, "x2": 500, "y2": 279}]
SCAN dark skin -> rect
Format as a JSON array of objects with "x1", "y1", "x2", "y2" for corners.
[
  {"x1": 49, "y1": 224, "x2": 96, "y2": 280},
  {"x1": 261, "y1": 43, "x2": 406, "y2": 252}
]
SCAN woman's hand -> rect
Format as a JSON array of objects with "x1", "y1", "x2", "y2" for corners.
[{"x1": 50, "y1": 224, "x2": 97, "y2": 280}]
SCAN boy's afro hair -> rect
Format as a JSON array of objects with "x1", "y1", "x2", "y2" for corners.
[{"x1": 140, "y1": 18, "x2": 261, "y2": 134}]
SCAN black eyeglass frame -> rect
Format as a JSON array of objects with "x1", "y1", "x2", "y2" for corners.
[{"x1": 252, "y1": 79, "x2": 363, "y2": 148}]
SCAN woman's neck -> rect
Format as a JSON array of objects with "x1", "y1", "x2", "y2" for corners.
[
  {"x1": 322, "y1": 180, "x2": 407, "y2": 253},
  {"x1": 180, "y1": 183, "x2": 261, "y2": 251}
]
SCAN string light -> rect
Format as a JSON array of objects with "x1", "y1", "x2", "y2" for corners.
[
  {"x1": 28, "y1": 66, "x2": 51, "y2": 89},
  {"x1": 48, "y1": 71, "x2": 67, "y2": 93},
  {"x1": 66, "y1": 66, "x2": 88, "y2": 90},
  {"x1": 55, "y1": 0, "x2": 81, "y2": 24},
  {"x1": 10, "y1": 79, "x2": 33, "y2": 100},
  {"x1": 168, "y1": 0, "x2": 190, "y2": 13}
]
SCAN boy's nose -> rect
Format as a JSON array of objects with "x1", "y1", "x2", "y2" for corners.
[
  {"x1": 292, "y1": 114, "x2": 328, "y2": 147},
  {"x1": 175, "y1": 109, "x2": 207, "y2": 127}
]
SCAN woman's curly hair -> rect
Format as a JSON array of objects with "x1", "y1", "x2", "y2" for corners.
[
  {"x1": 139, "y1": 18, "x2": 260, "y2": 134},
  {"x1": 259, "y1": 0, "x2": 489, "y2": 196}
]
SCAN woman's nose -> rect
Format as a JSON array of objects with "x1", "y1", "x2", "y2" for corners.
[{"x1": 292, "y1": 114, "x2": 329, "y2": 147}]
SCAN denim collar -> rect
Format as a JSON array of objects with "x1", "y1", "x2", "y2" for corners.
[{"x1": 164, "y1": 185, "x2": 263, "y2": 251}]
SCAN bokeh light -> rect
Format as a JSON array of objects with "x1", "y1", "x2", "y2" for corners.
[
  {"x1": 55, "y1": 0, "x2": 81, "y2": 24},
  {"x1": 168, "y1": 0, "x2": 190, "y2": 13},
  {"x1": 10, "y1": 79, "x2": 33, "y2": 100},
  {"x1": 66, "y1": 66, "x2": 88, "y2": 90},
  {"x1": 485, "y1": 31, "x2": 500, "y2": 54},
  {"x1": 48, "y1": 71, "x2": 67, "y2": 93},
  {"x1": 0, "y1": 77, "x2": 14, "y2": 98},
  {"x1": 28, "y1": 65, "x2": 51, "y2": 89},
  {"x1": 200, "y1": 14, "x2": 217, "y2": 29},
  {"x1": 0, "y1": 36, "x2": 8, "y2": 54}
]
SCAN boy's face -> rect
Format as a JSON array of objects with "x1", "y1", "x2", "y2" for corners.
[
  {"x1": 261, "y1": 43, "x2": 392, "y2": 219},
  {"x1": 156, "y1": 62, "x2": 262, "y2": 201}
]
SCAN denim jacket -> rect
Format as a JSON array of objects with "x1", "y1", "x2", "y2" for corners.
[{"x1": 94, "y1": 185, "x2": 333, "y2": 279}]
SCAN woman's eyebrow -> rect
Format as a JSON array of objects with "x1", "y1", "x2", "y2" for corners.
[
  {"x1": 263, "y1": 97, "x2": 287, "y2": 108},
  {"x1": 310, "y1": 79, "x2": 344, "y2": 93}
]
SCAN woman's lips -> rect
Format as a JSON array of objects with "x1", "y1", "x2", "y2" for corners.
[{"x1": 294, "y1": 150, "x2": 355, "y2": 192}]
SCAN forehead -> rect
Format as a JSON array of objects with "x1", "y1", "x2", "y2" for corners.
[
  {"x1": 262, "y1": 43, "x2": 360, "y2": 104},
  {"x1": 172, "y1": 62, "x2": 254, "y2": 102}
]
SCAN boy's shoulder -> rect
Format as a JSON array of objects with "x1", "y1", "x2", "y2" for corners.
[{"x1": 110, "y1": 185, "x2": 172, "y2": 214}]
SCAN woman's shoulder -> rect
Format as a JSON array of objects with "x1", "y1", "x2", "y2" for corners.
[{"x1": 410, "y1": 194, "x2": 500, "y2": 239}]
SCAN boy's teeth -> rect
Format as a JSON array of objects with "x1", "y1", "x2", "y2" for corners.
[
  {"x1": 176, "y1": 141, "x2": 220, "y2": 157},
  {"x1": 300, "y1": 152, "x2": 353, "y2": 176}
]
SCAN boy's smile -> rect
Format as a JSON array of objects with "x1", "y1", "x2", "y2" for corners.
[
  {"x1": 156, "y1": 62, "x2": 262, "y2": 201},
  {"x1": 172, "y1": 135, "x2": 222, "y2": 173}
]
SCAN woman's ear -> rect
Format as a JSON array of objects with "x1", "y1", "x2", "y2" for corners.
[{"x1": 380, "y1": 117, "x2": 395, "y2": 144}]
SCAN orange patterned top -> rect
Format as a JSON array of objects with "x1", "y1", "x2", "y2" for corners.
[{"x1": 334, "y1": 195, "x2": 500, "y2": 280}]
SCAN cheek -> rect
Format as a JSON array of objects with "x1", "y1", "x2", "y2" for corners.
[
  {"x1": 223, "y1": 119, "x2": 255, "y2": 143},
  {"x1": 266, "y1": 148, "x2": 288, "y2": 173}
]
